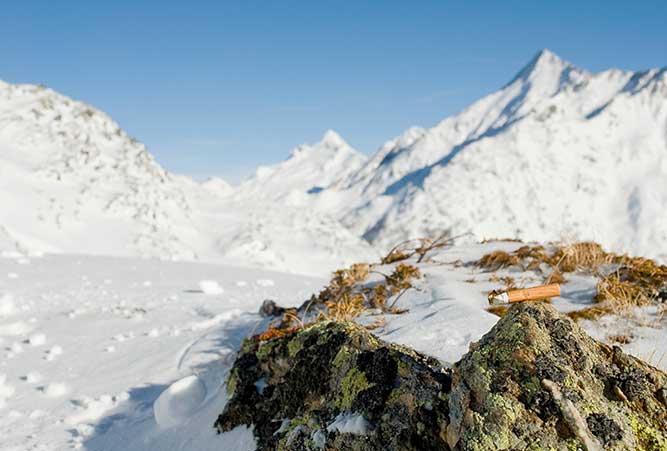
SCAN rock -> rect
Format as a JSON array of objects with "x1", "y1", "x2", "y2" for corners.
[
  {"x1": 448, "y1": 302, "x2": 667, "y2": 451},
  {"x1": 215, "y1": 321, "x2": 451, "y2": 450},
  {"x1": 259, "y1": 299, "x2": 286, "y2": 318},
  {"x1": 259, "y1": 299, "x2": 285, "y2": 318},
  {"x1": 216, "y1": 303, "x2": 667, "y2": 450}
]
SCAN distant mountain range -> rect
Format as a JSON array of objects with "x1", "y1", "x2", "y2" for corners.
[
  {"x1": 0, "y1": 81, "x2": 376, "y2": 274},
  {"x1": 1, "y1": 49, "x2": 665, "y2": 272}
]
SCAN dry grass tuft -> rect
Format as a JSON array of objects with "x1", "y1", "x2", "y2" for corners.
[
  {"x1": 370, "y1": 284, "x2": 389, "y2": 308},
  {"x1": 477, "y1": 241, "x2": 614, "y2": 274},
  {"x1": 551, "y1": 241, "x2": 611, "y2": 273},
  {"x1": 381, "y1": 233, "x2": 465, "y2": 265},
  {"x1": 607, "y1": 334, "x2": 633, "y2": 344},
  {"x1": 256, "y1": 324, "x2": 304, "y2": 342},
  {"x1": 514, "y1": 244, "x2": 549, "y2": 261},
  {"x1": 386, "y1": 263, "x2": 422, "y2": 291},
  {"x1": 588, "y1": 256, "x2": 666, "y2": 318},
  {"x1": 480, "y1": 238, "x2": 523, "y2": 243},
  {"x1": 489, "y1": 274, "x2": 516, "y2": 289},
  {"x1": 381, "y1": 249, "x2": 411, "y2": 264},
  {"x1": 364, "y1": 317, "x2": 386, "y2": 331},
  {"x1": 321, "y1": 293, "x2": 366, "y2": 322},
  {"x1": 595, "y1": 275, "x2": 654, "y2": 313},
  {"x1": 546, "y1": 270, "x2": 567, "y2": 285},
  {"x1": 611, "y1": 257, "x2": 667, "y2": 294},
  {"x1": 566, "y1": 306, "x2": 613, "y2": 322},
  {"x1": 313, "y1": 261, "x2": 422, "y2": 323},
  {"x1": 477, "y1": 250, "x2": 521, "y2": 271}
]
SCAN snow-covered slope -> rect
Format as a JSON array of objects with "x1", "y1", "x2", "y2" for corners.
[
  {"x1": 327, "y1": 50, "x2": 667, "y2": 262},
  {"x1": 0, "y1": 82, "x2": 376, "y2": 275},
  {"x1": 1, "y1": 244, "x2": 664, "y2": 450},
  {"x1": 0, "y1": 80, "x2": 199, "y2": 259}
]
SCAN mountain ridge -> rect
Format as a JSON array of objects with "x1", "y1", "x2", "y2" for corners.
[
  {"x1": 0, "y1": 82, "x2": 377, "y2": 274},
  {"x1": 1, "y1": 48, "x2": 665, "y2": 271},
  {"x1": 303, "y1": 49, "x2": 667, "y2": 261}
]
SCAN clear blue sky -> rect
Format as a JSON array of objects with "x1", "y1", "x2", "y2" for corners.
[{"x1": 1, "y1": 1, "x2": 665, "y2": 182}]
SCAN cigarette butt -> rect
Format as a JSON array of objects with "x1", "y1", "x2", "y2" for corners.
[
  {"x1": 507, "y1": 284, "x2": 561, "y2": 302},
  {"x1": 488, "y1": 283, "x2": 561, "y2": 305}
]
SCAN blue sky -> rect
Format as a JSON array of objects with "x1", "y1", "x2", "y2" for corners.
[{"x1": 1, "y1": 1, "x2": 666, "y2": 182}]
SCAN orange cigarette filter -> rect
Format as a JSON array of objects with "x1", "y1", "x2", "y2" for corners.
[{"x1": 507, "y1": 283, "x2": 561, "y2": 303}]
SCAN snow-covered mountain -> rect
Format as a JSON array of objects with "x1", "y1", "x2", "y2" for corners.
[
  {"x1": 0, "y1": 81, "x2": 377, "y2": 275},
  {"x1": 2, "y1": 49, "x2": 665, "y2": 271},
  {"x1": 0, "y1": 80, "x2": 199, "y2": 259},
  {"x1": 236, "y1": 130, "x2": 366, "y2": 204},
  {"x1": 320, "y1": 50, "x2": 667, "y2": 262}
]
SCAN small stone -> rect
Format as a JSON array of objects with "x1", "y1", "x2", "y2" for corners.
[{"x1": 258, "y1": 299, "x2": 284, "y2": 317}]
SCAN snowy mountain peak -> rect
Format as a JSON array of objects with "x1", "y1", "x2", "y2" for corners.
[
  {"x1": 238, "y1": 130, "x2": 367, "y2": 203},
  {"x1": 514, "y1": 49, "x2": 569, "y2": 78},
  {"x1": 320, "y1": 129, "x2": 347, "y2": 148},
  {"x1": 290, "y1": 129, "x2": 354, "y2": 159},
  {"x1": 330, "y1": 52, "x2": 667, "y2": 262},
  {"x1": 507, "y1": 49, "x2": 589, "y2": 96}
]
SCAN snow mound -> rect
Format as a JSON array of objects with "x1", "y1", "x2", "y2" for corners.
[
  {"x1": 198, "y1": 280, "x2": 224, "y2": 295},
  {"x1": 0, "y1": 294, "x2": 16, "y2": 317},
  {"x1": 153, "y1": 375, "x2": 207, "y2": 428},
  {"x1": 41, "y1": 382, "x2": 68, "y2": 397},
  {"x1": 23, "y1": 371, "x2": 42, "y2": 384},
  {"x1": 0, "y1": 373, "x2": 15, "y2": 400},
  {"x1": 27, "y1": 333, "x2": 46, "y2": 346}
]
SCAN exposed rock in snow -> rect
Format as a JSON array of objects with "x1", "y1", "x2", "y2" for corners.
[
  {"x1": 216, "y1": 321, "x2": 451, "y2": 450},
  {"x1": 218, "y1": 303, "x2": 667, "y2": 450},
  {"x1": 447, "y1": 302, "x2": 667, "y2": 450}
]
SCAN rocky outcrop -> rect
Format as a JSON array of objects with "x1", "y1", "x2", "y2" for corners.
[
  {"x1": 447, "y1": 303, "x2": 667, "y2": 451},
  {"x1": 215, "y1": 321, "x2": 451, "y2": 450},
  {"x1": 216, "y1": 304, "x2": 667, "y2": 450}
]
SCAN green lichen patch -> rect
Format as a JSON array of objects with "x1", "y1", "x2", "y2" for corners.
[{"x1": 336, "y1": 367, "x2": 373, "y2": 410}]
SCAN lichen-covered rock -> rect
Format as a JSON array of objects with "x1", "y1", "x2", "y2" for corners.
[
  {"x1": 216, "y1": 304, "x2": 667, "y2": 451},
  {"x1": 215, "y1": 321, "x2": 452, "y2": 450},
  {"x1": 447, "y1": 302, "x2": 667, "y2": 451}
]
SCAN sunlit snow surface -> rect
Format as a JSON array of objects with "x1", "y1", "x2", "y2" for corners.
[
  {"x1": 0, "y1": 243, "x2": 664, "y2": 450},
  {"x1": 0, "y1": 253, "x2": 321, "y2": 450}
]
